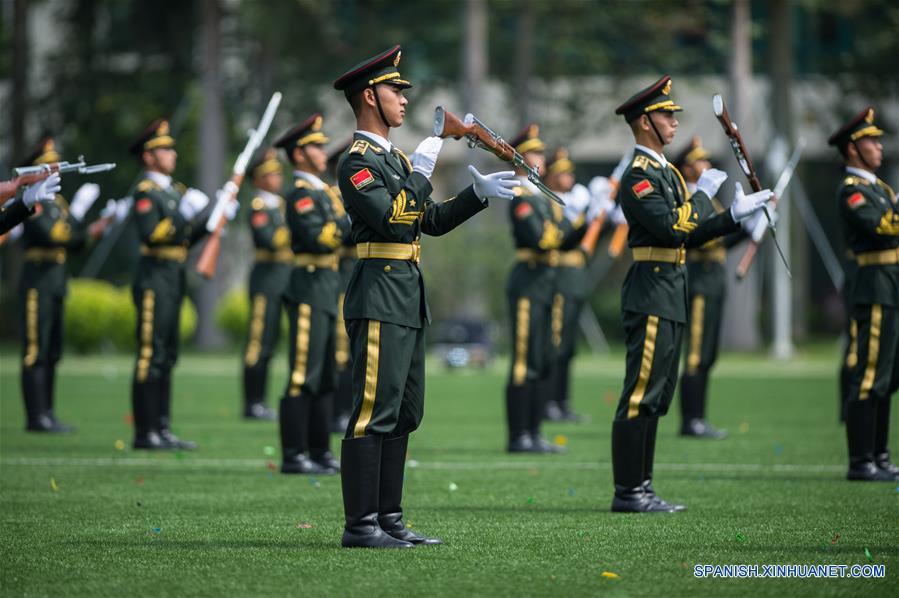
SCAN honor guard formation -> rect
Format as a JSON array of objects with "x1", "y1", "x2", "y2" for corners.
[{"x1": 4, "y1": 44, "x2": 897, "y2": 548}]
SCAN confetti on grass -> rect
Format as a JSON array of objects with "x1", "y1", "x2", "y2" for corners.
[
  {"x1": 448, "y1": 482, "x2": 458, "y2": 492},
  {"x1": 114, "y1": 439, "x2": 126, "y2": 451},
  {"x1": 554, "y1": 435, "x2": 568, "y2": 447},
  {"x1": 296, "y1": 523, "x2": 313, "y2": 529},
  {"x1": 124, "y1": 413, "x2": 134, "y2": 425},
  {"x1": 567, "y1": 488, "x2": 576, "y2": 497},
  {"x1": 266, "y1": 461, "x2": 277, "y2": 473},
  {"x1": 309, "y1": 478, "x2": 321, "y2": 488},
  {"x1": 865, "y1": 547, "x2": 873, "y2": 562},
  {"x1": 773, "y1": 444, "x2": 784, "y2": 456},
  {"x1": 263, "y1": 446, "x2": 275, "y2": 456},
  {"x1": 831, "y1": 532, "x2": 840, "y2": 545},
  {"x1": 735, "y1": 533, "x2": 746, "y2": 542},
  {"x1": 407, "y1": 459, "x2": 419, "y2": 468},
  {"x1": 151, "y1": 527, "x2": 161, "y2": 534},
  {"x1": 601, "y1": 571, "x2": 620, "y2": 580},
  {"x1": 527, "y1": 497, "x2": 535, "y2": 505},
  {"x1": 739, "y1": 421, "x2": 750, "y2": 434},
  {"x1": 135, "y1": 476, "x2": 145, "y2": 486},
  {"x1": 50, "y1": 478, "x2": 60, "y2": 492}
]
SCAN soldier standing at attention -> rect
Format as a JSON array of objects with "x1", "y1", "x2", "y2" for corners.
[
  {"x1": 272, "y1": 114, "x2": 349, "y2": 475},
  {"x1": 241, "y1": 148, "x2": 289, "y2": 421},
  {"x1": 675, "y1": 137, "x2": 736, "y2": 439},
  {"x1": 828, "y1": 107, "x2": 899, "y2": 482},
  {"x1": 610, "y1": 76, "x2": 770, "y2": 512},
  {"x1": 19, "y1": 137, "x2": 104, "y2": 432},
  {"x1": 129, "y1": 119, "x2": 235, "y2": 450},
  {"x1": 333, "y1": 45, "x2": 517, "y2": 547}
]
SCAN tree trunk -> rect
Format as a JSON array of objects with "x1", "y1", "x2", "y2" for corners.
[{"x1": 514, "y1": 0, "x2": 535, "y2": 128}]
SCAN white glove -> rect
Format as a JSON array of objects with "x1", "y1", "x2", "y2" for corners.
[
  {"x1": 99, "y1": 199, "x2": 117, "y2": 219},
  {"x1": 69, "y1": 183, "x2": 101, "y2": 221},
  {"x1": 695, "y1": 168, "x2": 728, "y2": 198},
  {"x1": 205, "y1": 183, "x2": 238, "y2": 232},
  {"x1": 468, "y1": 165, "x2": 516, "y2": 202},
  {"x1": 410, "y1": 136, "x2": 443, "y2": 179},
  {"x1": 223, "y1": 194, "x2": 239, "y2": 221},
  {"x1": 744, "y1": 201, "x2": 777, "y2": 243},
  {"x1": 610, "y1": 205, "x2": 627, "y2": 225},
  {"x1": 563, "y1": 184, "x2": 591, "y2": 222},
  {"x1": 588, "y1": 176, "x2": 612, "y2": 204},
  {"x1": 22, "y1": 172, "x2": 61, "y2": 208},
  {"x1": 730, "y1": 182, "x2": 773, "y2": 223},
  {"x1": 180, "y1": 187, "x2": 210, "y2": 220},
  {"x1": 115, "y1": 198, "x2": 131, "y2": 223}
]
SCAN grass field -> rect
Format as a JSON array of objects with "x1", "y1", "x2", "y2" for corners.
[{"x1": 1, "y1": 347, "x2": 897, "y2": 597}]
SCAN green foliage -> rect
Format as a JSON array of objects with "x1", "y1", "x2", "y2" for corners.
[
  {"x1": 215, "y1": 287, "x2": 250, "y2": 345},
  {"x1": 65, "y1": 279, "x2": 197, "y2": 353}
]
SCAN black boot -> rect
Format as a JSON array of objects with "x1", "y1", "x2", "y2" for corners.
[
  {"x1": 846, "y1": 400, "x2": 892, "y2": 481},
  {"x1": 280, "y1": 397, "x2": 325, "y2": 474},
  {"x1": 505, "y1": 384, "x2": 533, "y2": 453},
  {"x1": 642, "y1": 417, "x2": 685, "y2": 511},
  {"x1": 341, "y1": 435, "x2": 414, "y2": 548},
  {"x1": 309, "y1": 392, "x2": 339, "y2": 474},
  {"x1": 378, "y1": 435, "x2": 442, "y2": 545},
  {"x1": 611, "y1": 418, "x2": 675, "y2": 512},
  {"x1": 43, "y1": 363, "x2": 75, "y2": 432},
  {"x1": 132, "y1": 378, "x2": 164, "y2": 449},
  {"x1": 680, "y1": 372, "x2": 726, "y2": 439},
  {"x1": 874, "y1": 397, "x2": 899, "y2": 480},
  {"x1": 243, "y1": 365, "x2": 276, "y2": 420},
  {"x1": 157, "y1": 373, "x2": 197, "y2": 450},
  {"x1": 22, "y1": 366, "x2": 56, "y2": 432},
  {"x1": 530, "y1": 378, "x2": 565, "y2": 454}
]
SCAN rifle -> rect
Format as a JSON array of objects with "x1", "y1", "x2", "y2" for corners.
[
  {"x1": 712, "y1": 94, "x2": 791, "y2": 278},
  {"x1": 433, "y1": 106, "x2": 565, "y2": 206},
  {"x1": 196, "y1": 91, "x2": 282, "y2": 279},
  {"x1": 737, "y1": 138, "x2": 804, "y2": 279},
  {"x1": 580, "y1": 149, "x2": 633, "y2": 256},
  {"x1": 2, "y1": 157, "x2": 116, "y2": 202}
]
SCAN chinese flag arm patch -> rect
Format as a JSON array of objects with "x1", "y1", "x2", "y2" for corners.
[
  {"x1": 847, "y1": 192, "x2": 866, "y2": 210},
  {"x1": 294, "y1": 197, "x2": 315, "y2": 214},
  {"x1": 350, "y1": 168, "x2": 375, "y2": 190},
  {"x1": 514, "y1": 202, "x2": 533, "y2": 219},
  {"x1": 632, "y1": 179, "x2": 653, "y2": 199},
  {"x1": 251, "y1": 211, "x2": 269, "y2": 228},
  {"x1": 136, "y1": 198, "x2": 153, "y2": 214}
]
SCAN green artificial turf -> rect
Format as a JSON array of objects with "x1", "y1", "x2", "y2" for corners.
[{"x1": 1, "y1": 349, "x2": 896, "y2": 597}]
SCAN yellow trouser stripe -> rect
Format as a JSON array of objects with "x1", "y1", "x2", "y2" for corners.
[
  {"x1": 551, "y1": 294, "x2": 564, "y2": 348},
  {"x1": 335, "y1": 294, "x2": 349, "y2": 368},
  {"x1": 846, "y1": 319, "x2": 858, "y2": 369},
  {"x1": 136, "y1": 290, "x2": 156, "y2": 382},
  {"x1": 354, "y1": 320, "x2": 381, "y2": 437},
  {"x1": 859, "y1": 304, "x2": 882, "y2": 400},
  {"x1": 512, "y1": 298, "x2": 531, "y2": 385},
  {"x1": 628, "y1": 315, "x2": 659, "y2": 419},
  {"x1": 23, "y1": 289, "x2": 39, "y2": 367},
  {"x1": 686, "y1": 295, "x2": 705, "y2": 374},
  {"x1": 288, "y1": 304, "x2": 312, "y2": 397},
  {"x1": 244, "y1": 294, "x2": 267, "y2": 367}
]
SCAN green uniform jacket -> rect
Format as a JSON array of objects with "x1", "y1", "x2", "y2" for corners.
[
  {"x1": 337, "y1": 133, "x2": 486, "y2": 329},
  {"x1": 131, "y1": 175, "x2": 210, "y2": 290},
  {"x1": 620, "y1": 149, "x2": 738, "y2": 323},
  {"x1": 557, "y1": 205, "x2": 589, "y2": 300},
  {"x1": 838, "y1": 173, "x2": 899, "y2": 307},
  {"x1": 21, "y1": 194, "x2": 86, "y2": 296},
  {"x1": 0, "y1": 197, "x2": 32, "y2": 235},
  {"x1": 248, "y1": 193, "x2": 291, "y2": 296},
  {"x1": 508, "y1": 180, "x2": 578, "y2": 305},
  {"x1": 283, "y1": 176, "x2": 351, "y2": 316},
  {"x1": 684, "y1": 197, "x2": 746, "y2": 299}
]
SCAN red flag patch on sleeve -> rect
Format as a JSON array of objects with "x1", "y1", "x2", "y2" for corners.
[
  {"x1": 350, "y1": 168, "x2": 375, "y2": 190},
  {"x1": 295, "y1": 197, "x2": 314, "y2": 214},
  {"x1": 251, "y1": 211, "x2": 269, "y2": 228},
  {"x1": 514, "y1": 202, "x2": 533, "y2": 219},
  {"x1": 632, "y1": 179, "x2": 653, "y2": 199},
  {"x1": 847, "y1": 192, "x2": 866, "y2": 210},
  {"x1": 136, "y1": 198, "x2": 153, "y2": 214}
]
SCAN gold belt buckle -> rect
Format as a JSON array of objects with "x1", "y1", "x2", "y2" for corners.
[
  {"x1": 547, "y1": 250, "x2": 560, "y2": 267},
  {"x1": 411, "y1": 243, "x2": 421, "y2": 263}
]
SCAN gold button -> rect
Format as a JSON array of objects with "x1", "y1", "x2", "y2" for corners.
[
  {"x1": 384, "y1": 265, "x2": 392, "y2": 272},
  {"x1": 307, "y1": 265, "x2": 315, "y2": 273},
  {"x1": 653, "y1": 266, "x2": 660, "y2": 273}
]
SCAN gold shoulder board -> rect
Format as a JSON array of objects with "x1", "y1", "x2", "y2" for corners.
[{"x1": 349, "y1": 140, "x2": 369, "y2": 156}]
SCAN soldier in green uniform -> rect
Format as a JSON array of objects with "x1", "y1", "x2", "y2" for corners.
[
  {"x1": 610, "y1": 76, "x2": 771, "y2": 512},
  {"x1": 543, "y1": 147, "x2": 601, "y2": 423},
  {"x1": 18, "y1": 137, "x2": 103, "y2": 432},
  {"x1": 828, "y1": 107, "x2": 899, "y2": 481},
  {"x1": 272, "y1": 113, "x2": 349, "y2": 475},
  {"x1": 675, "y1": 136, "x2": 739, "y2": 439},
  {"x1": 1, "y1": 173, "x2": 61, "y2": 235},
  {"x1": 128, "y1": 118, "x2": 234, "y2": 450},
  {"x1": 333, "y1": 45, "x2": 516, "y2": 547},
  {"x1": 241, "y1": 148, "x2": 289, "y2": 421}
]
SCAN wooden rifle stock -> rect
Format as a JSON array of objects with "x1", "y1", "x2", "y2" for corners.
[
  {"x1": 195, "y1": 173, "x2": 243, "y2": 279},
  {"x1": 434, "y1": 106, "x2": 516, "y2": 162},
  {"x1": 579, "y1": 179, "x2": 622, "y2": 256},
  {"x1": 608, "y1": 223, "x2": 629, "y2": 258}
]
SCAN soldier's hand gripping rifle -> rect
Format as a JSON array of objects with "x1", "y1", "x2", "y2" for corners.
[
  {"x1": 433, "y1": 107, "x2": 565, "y2": 206},
  {"x1": 2, "y1": 157, "x2": 117, "y2": 202},
  {"x1": 196, "y1": 91, "x2": 282, "y2": 279},
  {"x1": 712, "y1": 94, "x2": 791, "y2": 278}
]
